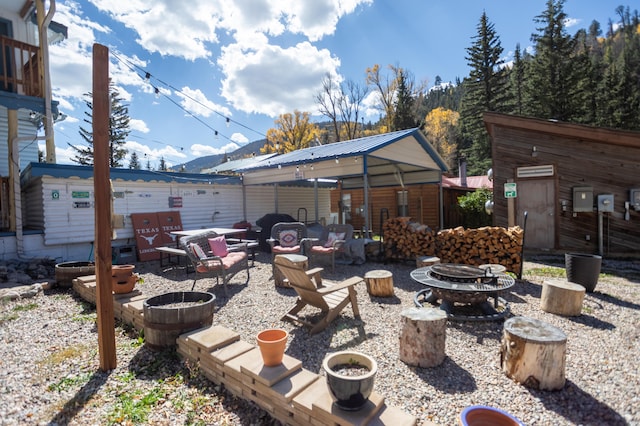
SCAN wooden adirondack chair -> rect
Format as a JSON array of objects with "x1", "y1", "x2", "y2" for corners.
[{"x1": 274, "y1": 254, "x2": 362, "y2": 335}]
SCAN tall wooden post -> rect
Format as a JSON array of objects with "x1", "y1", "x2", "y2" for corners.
[{"x1": 93, "y1": 43, "x2": 116, "y2": 370}]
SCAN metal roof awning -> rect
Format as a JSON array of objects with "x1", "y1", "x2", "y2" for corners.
[{"x1": 237, "y1": 128, "x2": 448, "y2": 188}]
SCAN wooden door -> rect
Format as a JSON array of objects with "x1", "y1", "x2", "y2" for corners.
[{"x1": 517, "y1": 179, "x2": 555, "y2": 249}]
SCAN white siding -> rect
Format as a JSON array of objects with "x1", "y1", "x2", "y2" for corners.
[{"x1": 0, "y1": 109, "x2": 40, "y2": 176}]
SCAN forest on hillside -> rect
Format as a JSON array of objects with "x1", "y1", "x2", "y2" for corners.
[{"x1": 258, "y1": 1, "x2": 640, "y2": 176}]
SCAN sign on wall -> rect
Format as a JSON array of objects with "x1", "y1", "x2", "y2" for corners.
[{"x1": 504, "y1": 182, "x2": 517, "y2": 198}]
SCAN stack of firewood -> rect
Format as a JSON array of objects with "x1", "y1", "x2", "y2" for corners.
[
  {"x1": 382, "y1": 217, "x2": 524, "y2": 273},
  {"x1": 383, "y1": 217, "x2": 436, "y2": 260}
]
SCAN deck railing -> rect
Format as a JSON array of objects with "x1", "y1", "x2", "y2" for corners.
[{"x1": 0, "y1": 35, "x2": 42, "y2": 98}]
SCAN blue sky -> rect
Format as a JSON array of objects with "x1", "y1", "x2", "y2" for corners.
[{"x1": 47, "y1": 0, "x2": 630, "y2": 169}]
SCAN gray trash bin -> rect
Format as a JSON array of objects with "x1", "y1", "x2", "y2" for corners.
[{"x1": 565, "y1": 253, "x2": 602, "y2": 292}]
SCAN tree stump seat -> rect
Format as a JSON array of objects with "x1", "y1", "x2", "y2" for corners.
[{"x1": 399, "y1": 307, "x2": 447, "y2": 367}]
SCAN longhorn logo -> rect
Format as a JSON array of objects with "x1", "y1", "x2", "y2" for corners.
[
  {"x1": 140, "y1": 234, "x2": 158, "y2": 245},
  {"x1": 165, "y1": 232, "x2": 177, "y2": 242}
]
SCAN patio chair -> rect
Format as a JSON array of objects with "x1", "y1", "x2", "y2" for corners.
[
  {"x1": 180, "y1": 230, "x2": 250, "y2": 295},
  {"x1": 304, "y1": 223, "x2": 353, "y2": 272},
  {"x1": 274, "y1": 254, "x2": 362, "y2": 335},
  {"x1": 267, "y1": 221, "x2": 307, "y2": 278}
]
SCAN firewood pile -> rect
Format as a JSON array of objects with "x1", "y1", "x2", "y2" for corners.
[{"x1": 382, "y1": 217, "x2": 524, "y2": 273}]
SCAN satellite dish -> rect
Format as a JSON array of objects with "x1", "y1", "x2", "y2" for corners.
[{"x1": 487, "y1": 168, "x2": 493, "y2": 181}]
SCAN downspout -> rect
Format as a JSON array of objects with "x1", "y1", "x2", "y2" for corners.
[{"x1": 14, "y1": 0, "x2": 57, "y2": 258}]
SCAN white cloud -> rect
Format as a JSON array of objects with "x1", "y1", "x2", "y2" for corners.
[
  {"x1": 230, "y1": 133, "x2": 249, "y2": 144},
  {"x1": 564, "y1": 18, "x2": 580, "y2": 28},
  {"x1": 286, "y1": 0, "x2": 372, "y2": 42},
  {"x1": 191, "y1": 142, "x2": 240, "y2": 157},
  {"x1": 177, "y1": 87, "x2": 232, "y2": 118},
  {"x1": 218, "y1": 42, "x2": 341, "y2": 116},
  {"x1": 129, "y1": 119, "x2": 149, "y2": 133}
]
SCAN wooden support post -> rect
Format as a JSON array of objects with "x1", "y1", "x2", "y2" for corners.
[
  {"x1": 500, "y1": 316, "x2": 566, "y2": 390},
  {"x1": 540, "y1": 279, "x2": 586, "y2": 316},
  {"x1": 93, "y1": 43, "x2": 116, "y2": 371},
  {"x1": 399, "y1": 307, "x2": 447, "y2": 367}
]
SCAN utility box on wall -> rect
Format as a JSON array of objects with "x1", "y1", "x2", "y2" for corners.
[
  {"x1": 597, "y1": 194, "x2": 614, "y2": 212},
  {"x1": 573, "y1": 186, "x2": 593, "y2": 212}
]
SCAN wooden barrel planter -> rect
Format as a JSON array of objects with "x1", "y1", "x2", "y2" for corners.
[
  {"x1": 55, "y1": 261, "x2": 95, "y2": 288},
  {"x1": 143, "y1": 291, "x2": 215, "y2": 351}
]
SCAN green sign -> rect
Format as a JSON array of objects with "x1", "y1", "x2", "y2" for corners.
[
  {"x1": 72, "y1": 191, "x2": 90, "y2": 198},
  {"x1": 504, "y1": 183, "x2": 517, "y2": 198}
]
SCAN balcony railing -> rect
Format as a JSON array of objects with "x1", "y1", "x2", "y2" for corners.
[{"x1": 0, "y1": 35, "x2": 42, "y2": 98}]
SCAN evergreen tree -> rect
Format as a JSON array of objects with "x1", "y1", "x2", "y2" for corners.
[
  {"x1": 69, "y1": 82, "x2": 130, "y2": 167},
  {"x1": 459, "y1": 11, "x2": 508, "y2": 175},
  {"x1": 525, "y1": 0, "x2": 578, "y2": 121},
  {"x1": 128, "y1": 152, "x2": 141, "y2": 169},
  {"x1": 158, "y1": 157, "x2": 167, "y2": 171},
  {"x1": 507, "y1": 43, "x2": 528, "y2": 115},
  {"x1": 393, "y1": 69, "x2": 416, "y2": 130},
  {"x1": 146, "y1": 159, "x2": 152, "y2": 171}
]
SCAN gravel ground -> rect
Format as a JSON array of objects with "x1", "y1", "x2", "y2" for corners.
[{"x1": 0, "y1": 252, "x2": 639, "y2": 425}]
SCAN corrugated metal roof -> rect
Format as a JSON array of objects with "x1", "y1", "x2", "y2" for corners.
[
  {"x1": 21, "y1": 162, "x2": 242, "y2": 186},
  {"x1": 201, "y1": 153, "x2": 277, "y2": 174},
  {"x1": 237, "y1": 127, "x2": 446, "y2": 171}
]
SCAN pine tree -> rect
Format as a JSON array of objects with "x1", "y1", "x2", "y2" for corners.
[
  {"x1": 158, "y1": 157, "x2": 167, "y2": 171},
  {"x1": 459, "y1": 11, "x2": 508, "y2": 175},
  {"x1": 146, "y1": 159, "x2": 152, "y2": 171},
  {"x1": 128, "y1": 152, "x2": 141, "y2": 169},
  {"x1": 69, "y1": 81, "x2": 130, "y2": 167},
  {"x1": 393, "y1": 69, "x2": 416, "y2": 130},
  {"x1": 525, "y1": 0, "x2": 578, "y2": 121}
]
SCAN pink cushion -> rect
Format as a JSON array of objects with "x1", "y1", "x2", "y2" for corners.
[
  {"x1": 208, "y1": 236, "x2": 228, "y2": 257},
  {"x1": 198, "y1": 251, "x2": 246, "y2": 272},
  {"x1": 278, "y1": 230, "x2": 298, "y2": 247},
  {"x1": 311, "y1": 245, "x2": 334, "y2": 254},
  {"x1": 324, "y1": 232, "x2": 345, "y2": 248},
  {"x1": 189, "y1": 242, "x2": 207, "y2": 259},
  {"x1": 272, "y1": 245, "x2": 300, "y2": 254}
]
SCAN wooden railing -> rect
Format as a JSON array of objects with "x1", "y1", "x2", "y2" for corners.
[{"x1": 0, "y1": 35, "x2": 42, "y2": 98}]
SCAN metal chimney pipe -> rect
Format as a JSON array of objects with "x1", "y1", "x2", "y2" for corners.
[{"x1": 459, "y1": 157, "x2": 467, "y2": 187}]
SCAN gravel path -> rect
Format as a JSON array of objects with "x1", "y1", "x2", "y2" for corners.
[{"x1": 0, "y1": 253, "x2": 639, "y2": 425}]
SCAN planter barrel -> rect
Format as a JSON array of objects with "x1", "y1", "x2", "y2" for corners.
[
  {"x1": 565, "y1": 253, "x2": 602, "y2": 292},
  {"x1": 143, "y1": 291, "x2": 215, "y2": 350},
  {"x1": 55, "y1": 261, "x2": 95, "y2": 288},
  {"x1": 112, "y1": 264, "x2": 136, "y2": 294}
]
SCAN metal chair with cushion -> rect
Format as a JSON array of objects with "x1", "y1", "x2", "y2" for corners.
[
  {"x1": 180, "y1": 230, "x2": 250, "y2": 295},
  {"x1": 274, "y1": 254, "x2": 362, "y2": 335},
  {"x1": 267, "y1": 221, "x2": 307, "y2": 279},
  {"x1": 304, "y1": 223, "x2": 353, "y2": 272}
]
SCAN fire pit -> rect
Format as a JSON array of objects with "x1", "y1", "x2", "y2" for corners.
[{"x1": 411, "y1": 264, "x2": 515, "y2": 321}]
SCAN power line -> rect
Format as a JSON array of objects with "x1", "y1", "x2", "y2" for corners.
[{"x1": 110, "y1": 51, "x2": 266, "y2": 140}]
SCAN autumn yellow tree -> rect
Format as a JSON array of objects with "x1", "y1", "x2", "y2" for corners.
[
  {"x1": 423, "y1": 107, "x2": 460, "y2": 169},
  {"x1": 261, "y1": 110, "x2": 323, "y2": 154}
]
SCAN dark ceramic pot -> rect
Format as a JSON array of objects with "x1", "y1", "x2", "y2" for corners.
[
  {"x1": 322, "y1": 351, "x2": 377, "y2": 411},
  {"x1": 460, "y1": 405, "x2": 524, "y2": 426}
]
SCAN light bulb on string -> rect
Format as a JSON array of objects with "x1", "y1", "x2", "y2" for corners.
[{"x1": 226, "y1": 117, "x2": 230, "y2": 128}]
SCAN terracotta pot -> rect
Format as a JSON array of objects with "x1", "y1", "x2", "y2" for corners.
[
  {"x1": 256, "y1": 329, "x2": 288, "y2": 366},
  {"x1": 112, "y1": 264, "x2": 136, "y2": 294},
  {"x1": 460, "y1": 405, "x2": 524, "y2": 426},
  {"x1": 322, "y1": 351, "x2": 377, "y2": 411}
]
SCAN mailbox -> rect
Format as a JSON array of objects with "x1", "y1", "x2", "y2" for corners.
[{"x1": 573, "y1": 186, "x2": 593, "y2": 212}]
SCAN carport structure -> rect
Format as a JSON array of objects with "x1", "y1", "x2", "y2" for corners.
[{"x1": 237, "y1": 128, "x2": 449, "y2": 233}]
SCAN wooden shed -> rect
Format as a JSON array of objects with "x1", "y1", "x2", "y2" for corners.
[{"x1": 484, "y1": 112, "x2": 640, "y2": 255}]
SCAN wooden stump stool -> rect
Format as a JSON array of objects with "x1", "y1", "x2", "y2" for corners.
[
  {"x1": 416, "y1": 256, "x2": 440, "y2": 268},
  {"x1": 273, "y1": 254, "x2": 308, "y2": 288},
  {"x1": 364, "y1": 270, "x2": 394, "y2": 297},
  {"x1": 540, "y1": 279, "x2": 585, "y2": 316},
  {"x1": 500, "y1": 316, "x2": 567, "y2": 390},
  {"x1": 399, "y1": 307, "x2": 447, "y2": 367}
]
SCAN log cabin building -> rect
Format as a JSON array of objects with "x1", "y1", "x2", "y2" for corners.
[{"x1": 484, "y1": 112, "x2": 640, "y2": 256}]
